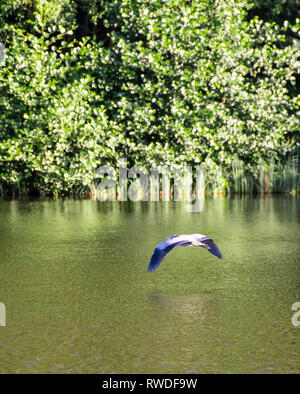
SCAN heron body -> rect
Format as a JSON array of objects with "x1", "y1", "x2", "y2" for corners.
[{"x1": 147, "y1": 234, "x2": 222, "y2": 272}]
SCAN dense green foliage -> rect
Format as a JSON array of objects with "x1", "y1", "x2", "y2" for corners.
[{"x1": 0, "y1": 0, "x2": 299, "y2": 195}]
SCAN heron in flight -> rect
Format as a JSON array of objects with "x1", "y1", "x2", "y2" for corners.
[{"x1": 147, "y1": 234, "x2": 222, "y2": 272}]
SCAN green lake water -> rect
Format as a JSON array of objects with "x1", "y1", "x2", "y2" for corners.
[{"x1": 0, "y1": 196, "x2": 299, "y2": 373}]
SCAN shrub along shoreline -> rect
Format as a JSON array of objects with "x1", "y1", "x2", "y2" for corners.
[{"x1": 0, "y1": 0, "x2": 299, "y2": 196}]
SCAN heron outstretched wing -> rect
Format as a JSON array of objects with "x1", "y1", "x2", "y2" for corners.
[
  {"x1": 200, "y1": 237, "x2": 223, "y2": 259},
  {"x1": 147, "y1": 241, "x2": 178, "y2": 272},
  {"x1": 147, "y1": 234, "x2": 222, "y2": 272}
]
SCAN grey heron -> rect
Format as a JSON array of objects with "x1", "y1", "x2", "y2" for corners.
[{"x1": 147, "y1": 234, "x2": 222, "y2": 272}]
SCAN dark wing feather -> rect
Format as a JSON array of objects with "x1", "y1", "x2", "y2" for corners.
[
  {"x1": 201, "y1": 237, "x2": 222, "y2": 259},
  {"x1": 147, "y1": 241, "x2": 177, "y2": 272}
]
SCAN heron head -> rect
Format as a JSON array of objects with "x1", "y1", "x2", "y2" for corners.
[{"x1": 200, "y1": 242, "x2": 210, "y2": 250}]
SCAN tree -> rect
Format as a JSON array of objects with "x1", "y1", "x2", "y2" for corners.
[{"x1": 0, "y1": 0, "x2": 299, "y2": 194}]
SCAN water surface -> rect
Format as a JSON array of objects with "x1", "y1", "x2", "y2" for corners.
[{"x1": 0, "y1": 196, "x2": 299, "y2": 373}]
